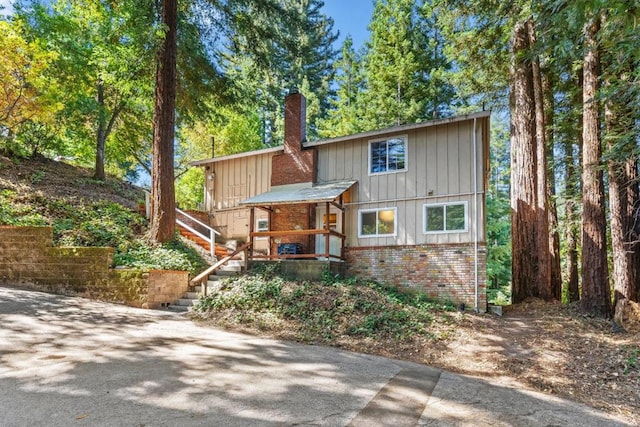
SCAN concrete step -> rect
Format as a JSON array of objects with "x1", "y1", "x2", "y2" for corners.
[
  {"x1": 215, "y1": 269, "x2": 241, "y2": 276},
  {"x1": 165, "y1": 304, "x2": 189, "y2": 313},
  {"x1": 185, "y1": 292, "x2": 200, "y2": 299},
  {"x1": 177, "y1": 298, "x2": 198, "y2": 307}
]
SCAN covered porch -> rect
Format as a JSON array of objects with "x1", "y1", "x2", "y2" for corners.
[{"x1": 239, "y1": 180, "x2": 356, "y2": 263}]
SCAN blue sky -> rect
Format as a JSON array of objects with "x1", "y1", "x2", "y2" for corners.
[
  {"x1": 322, "y1": 0, "x2": 374, "y2": 50},
  {"x1": 1, "y1": 0, "x2": 374, "y2": 49},
  {"x1": 0, "y1": 0, "x2": 13, "y2": 15}
]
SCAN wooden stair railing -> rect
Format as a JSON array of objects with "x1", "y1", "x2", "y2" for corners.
[{"x1": 190, "y1": 241, "x2": 253, "y2": 297}]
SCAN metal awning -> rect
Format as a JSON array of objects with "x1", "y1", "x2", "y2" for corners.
[{"x1": 239, "y1": 180, "x2": 357, "y2": 207}]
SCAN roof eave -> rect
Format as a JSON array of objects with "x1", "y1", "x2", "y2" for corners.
[
  {"x1": 190, "y1": 111, "x2": 491, "y2": 166},
  {"x1": 189, "y1": 145, "x2": 284, "y2": 166},
  {"x1": 303, "y1": 111, "x2": 491, "y2": 148}
]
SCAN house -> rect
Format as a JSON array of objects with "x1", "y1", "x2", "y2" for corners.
[{"x1": 190, "y1": 91, "x2": 490, "y2": 311}]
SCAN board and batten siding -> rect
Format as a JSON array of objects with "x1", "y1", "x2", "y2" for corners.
[
  {"x1": 316, "y1": 118, "x2": 488, "y2": 247},
  {"x1": 203, "y1": 151, "x2": 274, "y2": 239}
]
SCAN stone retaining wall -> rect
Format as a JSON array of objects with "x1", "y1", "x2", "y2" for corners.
[
  {"x1": 346, "y1": 244, "x2": 487, "y2": 311},
  {"x1": 0, "y1": 226, "x2": 188, "y2": 308}
]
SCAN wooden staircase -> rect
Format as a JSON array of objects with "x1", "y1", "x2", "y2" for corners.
[
  {"x1": 178, "y1": 227, "x2": 230, "y2": 258},
  {"x1": 171, "y1": 260, "x2": 244, "y2": 312},
  {"x1": 171, "y1": 224, "x2": 250, "y2": 312}
]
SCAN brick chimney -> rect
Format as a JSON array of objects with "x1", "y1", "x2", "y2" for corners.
[
  {"x1": 284, "y1": 90, "x2": 306, "y2": 154},
  {"x1": 271, "y1": 91, "x2": 317, "y2": 186}
]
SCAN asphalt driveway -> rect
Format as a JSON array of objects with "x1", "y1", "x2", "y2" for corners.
[{"x1": 0, "y1": 286, "x2": 630, "y2": 426}]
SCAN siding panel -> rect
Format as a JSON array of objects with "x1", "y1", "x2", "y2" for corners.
[{"x1": 204, "y1": 116, "x2": 488, "y2": 247}]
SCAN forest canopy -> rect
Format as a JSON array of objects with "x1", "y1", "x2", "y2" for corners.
[{"x1": 1, "y1": 0, "x2": 638, "y2": 316}]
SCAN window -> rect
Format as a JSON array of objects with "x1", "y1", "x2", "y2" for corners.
[
  {"x1": 359, "y1": 208, "x2": 397, "y2": 237},
  {"x1": 256, "y1": 218, "x2": 268, "y2": 231},
  {"x1": 323, "y1": 213, "x2": 337, "y2": 230},
  {"x1": 369, "y1": 136, "x2": 407, "y2": 175},
  {"x1": 424, "y1": 203, "x2": 467, "y2": 233},
  {"x1": 256, "y1": 218, "x2": 268, "y2": 239}
]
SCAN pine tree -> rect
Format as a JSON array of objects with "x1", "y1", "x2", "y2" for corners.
[
  {"x1": 362, "y1": 0, "x2": 457, "y2": 129},
  {"x1": 223, "y1": 0, "x2": 338, "y2": 144},
  {"x1": 363, "y1": 0, "x2": 421, "y2": 128},
  {"x1": 317, "y1": 36, "x2": 366, "y2": 138},
  {"x1": 279, "y1": 0, "x2": 338, "y2": 138},
  {"x1": 601, "y1": 6, "x2": 640, "y2": 307}
]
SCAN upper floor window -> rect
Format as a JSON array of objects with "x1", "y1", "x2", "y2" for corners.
[
  {"x1": 424, "y1": 202, "x2": 467, "y2": 233},
  {"x1": 359, "y1": 207, "x2": 397, "y2": 238},
  {"x1": 369, "y1": 136, "x2": 407, "y2": 175}
]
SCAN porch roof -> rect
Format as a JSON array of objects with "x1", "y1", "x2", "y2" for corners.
[{"x1": 239, "y1": 180, "x2": 357, "y2": 207}]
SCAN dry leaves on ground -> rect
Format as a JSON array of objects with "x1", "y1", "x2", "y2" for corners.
[
  {"x1": 203, "y1": 298, "x2": 640, "y2": 425},
  {"x1": 381, "y1": 299, "x2": 640, "y2": 425}
]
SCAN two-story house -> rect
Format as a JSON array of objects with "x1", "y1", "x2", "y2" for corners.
[{"x1": 191, "y1": 91, "x2": 490, "y2": 311}]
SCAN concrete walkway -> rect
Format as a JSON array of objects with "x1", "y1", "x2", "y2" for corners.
[{"x1": 0, "y1": 286, "x2": 630, "y2": 426}]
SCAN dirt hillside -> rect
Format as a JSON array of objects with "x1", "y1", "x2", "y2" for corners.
[{"x1": 0, "y1": 154, "x2": 143, "y2": 210}]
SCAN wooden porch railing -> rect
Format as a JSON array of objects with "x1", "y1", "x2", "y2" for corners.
[{"x1": 249, "y1": 228, "x2": 345, "y2": 262}]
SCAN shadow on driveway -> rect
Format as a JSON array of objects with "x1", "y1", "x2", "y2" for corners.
[{"x1": 0, "y1": 286, "x2": 630, "y2": 426}]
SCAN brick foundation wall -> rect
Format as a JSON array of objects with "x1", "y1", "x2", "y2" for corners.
[
  {"x1": 0, "y1": 226, "x2": 188, "y2": 308},
  {"x1": 346, "y1": 244, "x2": 487, "y2": 311},
  {"x1": 270, "y1": 204, "x2": 315, "y2": 254}
]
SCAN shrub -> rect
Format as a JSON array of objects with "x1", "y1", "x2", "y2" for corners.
[
  {"x1": 0, "y1": 187, "x2": 207, "y2": 275},
  {"x1": 114, "y1": 241, "x2": 193, "y2": 272},
  {"x1": 192, "y1": 274, "x2": 454, "y2": 343}
]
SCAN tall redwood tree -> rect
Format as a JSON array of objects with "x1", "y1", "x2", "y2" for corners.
[
  {"x1": 150, "y1": 0, "x2": 177, "y2": 243},
  {"x1": 580, "y1": 15, "x2": 610, "y2": 317},
  {"x1": 510, "y1": 18, "x2": 553, "y2": 303}
]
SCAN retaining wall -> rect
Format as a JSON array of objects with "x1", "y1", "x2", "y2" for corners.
[{"x1": 0, "y1": 226, "x2": 188, "y2": 308}]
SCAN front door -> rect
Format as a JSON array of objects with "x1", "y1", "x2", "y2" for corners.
[{"x1": 315, "y1": 204, "x2": 342, "y2": 259}]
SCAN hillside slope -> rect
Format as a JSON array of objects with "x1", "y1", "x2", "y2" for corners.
[
  {"x1": 0, "y1": 154, "x2": 206, "y2": 274},
  {"x1": 0, "y1": 154, "x2": 144, "y2": 210}
]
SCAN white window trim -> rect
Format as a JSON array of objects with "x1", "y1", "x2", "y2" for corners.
[
  {"x1": 358, "y1": 207, "x2": 398, "y2": 238},
  {"x1": 256, "y1": 218, "x2": 269, "y2": 240},
  {"x1": 367, "y1": 134, "x2": 408, "y2": 176},
  {"x1": 423, "y1": 202, "x2": 469, "y2": 234}
]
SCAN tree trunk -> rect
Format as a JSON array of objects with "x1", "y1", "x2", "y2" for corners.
[
  {"x1": 581, "y1": 16, "x2": 611, "y2": 317},
  {"x1": 150, "y1": 0, "x2": 177, "y2": 243},
  {"x1": 564, "y1": 70, "x2": 583, "y2": 303},
  {"x1": 94, "y1": 80, "x2": 106, "y2": 181},
  {"x1": 606, "y1": 97, "x2": 640, "y2": 307},
  {"x1": 627, "y1": 160, "x2": 640, "y2": 303},
  {"x1": 564, "y1": 138, "x2": 580, "y2": 303},
  {"x1": 510, "y1": 19, "x2": 540, "y2": 303},
  {"x1": 541, "y1": 71, "x2": 562, "y2": 300},
  {"x1": 528, "y1": 18, "x2": 553, "y2": 300}
]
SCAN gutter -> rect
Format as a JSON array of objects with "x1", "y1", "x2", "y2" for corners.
[{"x1": 473, "y1": 117, "x2": 479, "y2": 313}]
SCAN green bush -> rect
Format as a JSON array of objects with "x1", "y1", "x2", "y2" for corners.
[
  {"x1": 0, "y1": 188, "x2": 207, "y2": 275},
  {"x1": 192, "y1": 274, "x2": 454, "y2": 343},
  {"x1": 114, "y1": 241, "x2": 195, "y2": 273}
]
